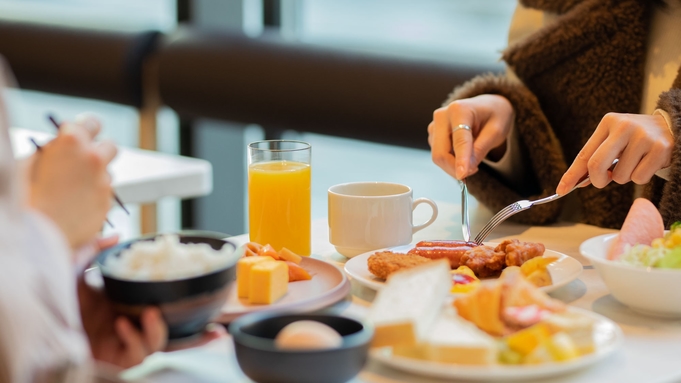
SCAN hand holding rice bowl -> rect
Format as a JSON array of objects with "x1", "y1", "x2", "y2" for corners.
[
  {"x1": 102, "y1": 234, "x2": 237, "y2": 281},
  {"x1": 96, "y1": 234, "x2": 238, "y2": 339}
]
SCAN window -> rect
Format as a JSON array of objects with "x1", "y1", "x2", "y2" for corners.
[
  {"x1": 0, "y1": 0, "x2": 176, "y2": 32},
  {"x1": 286, "y1": 0, "x2": 516, "y2": 65},
  {"x1": 0, "y1": 0, "x2": 180, "y2": 238}
]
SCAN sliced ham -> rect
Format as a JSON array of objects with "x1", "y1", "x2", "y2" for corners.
[{"x1": 608, "y1": 198, "x2": 664, "y2": 260}]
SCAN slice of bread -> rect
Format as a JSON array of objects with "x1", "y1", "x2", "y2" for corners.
[
  {"x1": 420, "y1": 307, "x2": 496, "y2": 365},
  {"x1": 368, "y1": 260, "x2": 450, "y2": 348}
]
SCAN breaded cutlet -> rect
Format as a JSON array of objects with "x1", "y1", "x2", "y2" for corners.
[{"x1": 367, "y1": 251, "x2": 433, "y2": 280}]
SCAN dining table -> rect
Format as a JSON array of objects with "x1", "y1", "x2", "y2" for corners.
[
  {"x1": 121, "y1": 198, "x2": 681, "y2": 383},
  {"x1": 9, "y1": 127, "x2": 213, "y2": 204}
]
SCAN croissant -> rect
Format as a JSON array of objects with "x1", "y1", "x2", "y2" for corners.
[
  {"x1": 453, "y1": 271, "x2": 565, "y2": 337},
  {"x1": 454, "y1": 282, "x2": 505, "y2": 336}
]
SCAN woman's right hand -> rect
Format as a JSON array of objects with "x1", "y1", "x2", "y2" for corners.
[
  {"x1": 29, "y1": 118, "x2": 117, "y2": 249},
  {"x1": 428, "y1": 94, "x2": 515, "y2": 180}
]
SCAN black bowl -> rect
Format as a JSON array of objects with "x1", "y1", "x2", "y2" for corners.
[
  {"x1": 95, "y1": 233, "x2": 237, "y2": 340},
  {"x1": 230, "y1": 313, "x2": 373, "y2": 383}
]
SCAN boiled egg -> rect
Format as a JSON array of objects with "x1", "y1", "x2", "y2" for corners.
[{"x1": 274, "y1": 320, "x2": 343, "y2": 350}]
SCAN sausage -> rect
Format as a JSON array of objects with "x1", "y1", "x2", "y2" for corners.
[
  {"x1": 408, "y1": 244, "x2": 477, "y2": 268},
  {"x1": 415, "y1": 240, "x2": 479, "y2": 248}
]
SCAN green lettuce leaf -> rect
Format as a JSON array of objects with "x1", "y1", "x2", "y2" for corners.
[{"x1": 657, "y1": 246, "x2": 681, "y2": 269}]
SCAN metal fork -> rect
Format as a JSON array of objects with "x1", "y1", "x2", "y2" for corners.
[{"x1": 473, "y1": 159, "x2": 619, "y2": 244}]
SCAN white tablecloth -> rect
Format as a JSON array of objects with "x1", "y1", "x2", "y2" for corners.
[
  {"x1": 10, "y1": 128, "x2": 213, "y2": 204},
  {"x1": 123, "y1": 200, "x2": 681, "y2": 383}
]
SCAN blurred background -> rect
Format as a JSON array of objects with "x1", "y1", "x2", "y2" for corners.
[{"x1": 0, "y1": 0, "x2": 514, "y2": 240}]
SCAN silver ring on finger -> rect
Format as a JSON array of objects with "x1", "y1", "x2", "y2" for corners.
[{"x1": 451, "y1": 124, "x2": 471, "y2": 135}]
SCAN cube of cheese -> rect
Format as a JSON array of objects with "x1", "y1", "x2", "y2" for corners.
[
  {"x1": 368, "y1": 260, "x2": 450, "y2": 348},
  {"x1": 237, "y1": 256, "x2": 274, "y2": 298},
  {"x1": 249, "y1": 261, "x2": 289, "y2": 304}
]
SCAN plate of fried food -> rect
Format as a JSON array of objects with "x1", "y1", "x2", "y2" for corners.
[
  {"x1": 344, "y1": 239, "x2": 583, "y2": 294},
  {"x1": 367, "y1": 261, "x2": 622, "y2": 381}
]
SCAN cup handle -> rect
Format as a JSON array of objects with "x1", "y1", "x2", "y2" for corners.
[{"x1": 412, "y1": 198, "x2": 438, "y2": 234}]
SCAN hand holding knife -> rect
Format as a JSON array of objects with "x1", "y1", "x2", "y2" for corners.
[{"x1": 459, "y1": 178, "x2": 471, "y2": 242}]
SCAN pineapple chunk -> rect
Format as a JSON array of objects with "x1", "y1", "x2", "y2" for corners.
[
  {"x1": 506, "y1": 323, "x2": 551, "y2": 356},
  {"x1": 545, "y1": 333, "x2": 580, "y2": 362},
  {"x1": 520, "y1": 256, "x2": 558, "y2": 287},
  {"x1": 451, "y1": 266, "x2": 480, "y2": 294},
  {"x1": 525, "y1": 270, "x2": 552, "y2": 287},
  {"x1": 520, "y1": 256, "x2": 559, "y2": 275},
  {"x1": 525, "y1": 332, "x2": 579, "y2": 364}
]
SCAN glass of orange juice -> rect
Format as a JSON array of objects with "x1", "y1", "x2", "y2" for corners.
[{"x1": 248, "y1": 140, "x2": 311, "y2": 256}]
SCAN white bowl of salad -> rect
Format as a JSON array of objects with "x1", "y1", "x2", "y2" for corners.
[{"x1": 581, "y1": 227, "x2": 681, "y2": 317}]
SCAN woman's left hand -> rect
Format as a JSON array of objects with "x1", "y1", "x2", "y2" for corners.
[
  {"x1": 557, "y1": 113, "x2": 673, "y2": 195},
  {"x1": 78, "y1": 236, "x2": 168, "y2": 369},
  {"x1": 78, "y1": 236, "x2": 225, "y2": 368},
  {"x1": 78, "y1": 275, "x2": 168, "y2": 369}
]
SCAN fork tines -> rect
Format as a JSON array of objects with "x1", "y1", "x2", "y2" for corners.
[{"x1": 474, "y1": 202, "x2": 522, "y2": 244}]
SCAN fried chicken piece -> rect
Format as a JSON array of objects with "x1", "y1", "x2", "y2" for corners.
[
  {"x1": 495, "y1": 239, "x2": 545, "y2": 267},
  {"x1": 459, "y1": 245, "x2": 506, "y2": 278},
  {"x1": 367, "y1": 251, "x2": 432, "y2": 279}
]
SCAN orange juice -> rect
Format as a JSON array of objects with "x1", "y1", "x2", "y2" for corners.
[{"x1": 248, "y1": 160, "x2": 311, "y2": 256}]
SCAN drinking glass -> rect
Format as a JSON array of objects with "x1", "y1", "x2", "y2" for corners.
[{"x1": 248, "y1": 140, "x2": 311, "y2": 256}]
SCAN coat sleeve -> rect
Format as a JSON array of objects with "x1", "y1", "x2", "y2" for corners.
[
  {"x1": 0, "y1": 212, "x2": 93, "y2": 383},
  {"x1": 650, "y1": 88, "x2": 681, "y2": 228},
  {"x1": 0, "y1": 61, "x2": 93, "y2": 382},
  {"x1": 442, "y1": 74, "x2": 568, "y2": 225}
]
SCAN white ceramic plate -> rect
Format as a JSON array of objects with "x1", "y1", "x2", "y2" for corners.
[
  {"x1": 371, "y1": 307, "x2": 623, "y2": 381},
  {"x1": 217, "y1": 257, "x2": 351, "y2": 322},
  {"x1": 345, "y1": 243, "x2": 583, "y2": 294}
]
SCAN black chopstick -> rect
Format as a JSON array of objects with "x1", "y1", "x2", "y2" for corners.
[
  {"x1": 47, "y1": 114, "x2": 130, "y2": 215},
  {"x1": 30, "y1": 137, "x2": 114, "y2": 228}
]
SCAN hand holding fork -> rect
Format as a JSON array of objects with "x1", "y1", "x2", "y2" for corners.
[{"x1": 473, "y1": 159, "x2": 620, "y2": 244}]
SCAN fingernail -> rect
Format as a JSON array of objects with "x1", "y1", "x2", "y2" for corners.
[
  {"x1": 456, "y1": 165, "x2": 465, "y2": 179},
  {"x1": 60, "y1": 123, "x2": 77, "y2": 135},
  {"x1": 75, "y1": 113, "x2": 100, "y2": 132}
]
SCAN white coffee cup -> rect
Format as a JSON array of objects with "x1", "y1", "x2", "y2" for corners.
[{"x1": 328, "y1": 182, "x2": 438, "y2": 258}]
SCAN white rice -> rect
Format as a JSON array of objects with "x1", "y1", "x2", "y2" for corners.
[{"x1": 103, "y1": 235, "x2": 235, "y2": 281}]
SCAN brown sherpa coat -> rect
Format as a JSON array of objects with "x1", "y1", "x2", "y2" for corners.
[{"x1": 445, "y1": 0, "x2": 681, "y2": 229}]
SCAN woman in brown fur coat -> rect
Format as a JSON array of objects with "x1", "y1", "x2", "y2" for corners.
[{"x1": 429, "y1": 0, "x2": 681, "y2": 229}]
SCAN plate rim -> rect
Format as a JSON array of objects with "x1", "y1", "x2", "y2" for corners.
[
  {"x1": 369, "y1": 306, "x2": 623, "y2": 381},
  {"x1": 344, "y1": 242, "x2": 583, "y2": 294},
  {"x1": 217, "y1": 257, "x2": 351, "y2": 323}
]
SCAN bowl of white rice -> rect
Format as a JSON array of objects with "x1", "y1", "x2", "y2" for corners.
[{"x1": 96, "y1": 233, "x2": 238, "y2": 340}]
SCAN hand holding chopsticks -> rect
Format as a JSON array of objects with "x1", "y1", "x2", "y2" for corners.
[
  {"x1": 26, "y1": 115, "x2": 122, "y2": 246},
  {"x1": 47, "y1": 114, "x2": 129, "y2": 215}
]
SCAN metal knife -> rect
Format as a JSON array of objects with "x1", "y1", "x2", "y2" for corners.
[{"x1": 459, "y1": 179, "x2": 471, "y2": 242}]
